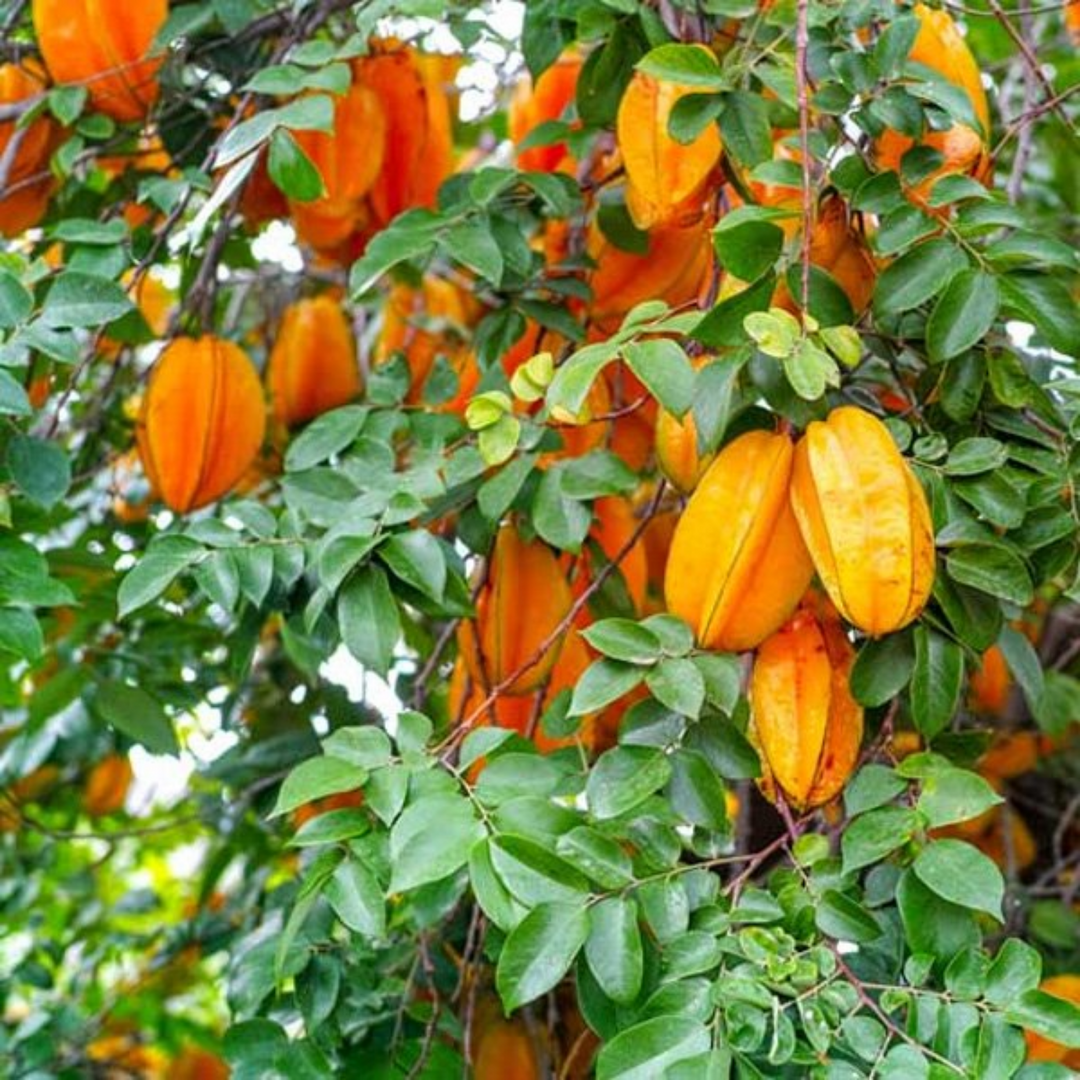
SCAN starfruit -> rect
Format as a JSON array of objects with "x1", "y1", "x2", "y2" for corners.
[
  {"x1": 789, "y1": 405, "x2": 935, "y2": 637},
  {"x1": 750, "y1": 602, "x2": 864, "y2": 811},
  {"x1": 664, "y1": 429, "x2": 815, "y2": 652}
]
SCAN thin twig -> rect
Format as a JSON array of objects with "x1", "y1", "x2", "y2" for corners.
[
  {"x1": 1006, "y1": 0, "x2": 1038, "y2": 203},
  {"x1": 437, "y1": 481, "x2": 668, "y2": 758},
  {"x1": 984, "y1": 0, "x2": 1077, "y2": 135},
  {"x1": 795, "y1": 0, "x2": 813, "y2": 318}
]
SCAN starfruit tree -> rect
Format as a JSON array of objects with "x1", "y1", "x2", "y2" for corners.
[{"x1": 0, "y1": 0, "x2": 1079, "y2": 1077}]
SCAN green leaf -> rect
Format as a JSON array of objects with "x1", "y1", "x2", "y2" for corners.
[
  {"x1": 570, "y1": 659, "x2": 645, "y2": 716},
  {"x1": 666, "y1": 748, "x2": 728, "y2": 830},
  {"x1": 380, "y1": 531, "x2": 446, "y2": 602},
  {"x1": 443, "y1": 221, "x2": 504, "y2": 286},
  {"x1": 785, "y1": 337, "x2": 840, "y2": 401},
  {"x1": 94, "y1": 681, "x2": 180, "y2": 756},
  {"x1": 1004, "y1": 990, "x2": 1080, "y2": 1049},
  {"x1": 0, "y1": 370, "x2": 31, "y2": 417},
  {"x1": 283, "y1": 406, "x2": 366, "y2": 471},
  {"x1": 586, "y1": 897, "x2": 644, "y2": 1004},
  {"x1": 497, "y1": 900, "x2": 590, "y2": 1012},
  {"x1": 744, "y1": 309, "x2": 800, "y2": 358},
  {"x1": 816, "y1": 890, "x2": 882, "y2": 944},
  {"x1": 669, "y1": 91, "x2": 725, "y2": 144},
  {"x1": 457, "y1": 723, "x2": 514, "y2": 769},
  {"x1": 719, "y1": 90, "x2": 772, "y2": 167},
  {"x1": 926, "y1": 269, "x2": 1000, "y2": 362},
  {"x1": 267, "y1": 127, "x2": 325, "y2": 202},
  {"x1": 841, "y1": 806, "x2": 919, "y2": 873},
  {"x1": 940, "y1": 350, "x2": 986, "y2": 422},
  {"x1": 944, "y1": 437, "x2": 1008, "y2": 476},
  {"x1": 324, "y1": 857, "x2": 385, "y2": 939},
  {"x1": 946, "y1": 545, "x2": 1033, "y2": 607},
  {"x1": 270, "y1": 756, "x2": 364, "y2": 818},
  {"x1": 997, "y1": 624, "x2": 1044, "y2": 710},
  {"x1": 5, "y1": 436, "x2": 71, "y2": 509},
  {"x1": 782, "y1": 263, "x2": 855, "y2": 326},
  {"x1": 641, "y1": 614, "x2": 695, "y2": 657},
  {"x1": 322, "y1": 726, "x2": 392, "y2": 770},
  {"x1": 973, "y1": 1014, "x2": 1028, "y2": 1078},
  {"x1": 596, "y1": 1016, "x2": 711, "y2": 1080},
  {"x1": 693, "y1": 652, "x2": 741, "y2": 714},
  {"x1": 532, "y1": 465, "x2": 592, "y2": 553},
  {"x1": 933, "y1": 572, "x2": 1002, "y2": 653},
  {"x1": 692, "y1": 353, "x2": 747, "y2": 452},
  {"x1": 845, "y1": 765, "x2": 908, "y2": 817},
  {"x1": 587, "y1": 746, "x2": 672, "y2": 820},
  {"x1": 546, "y1": 341, "x2": 616, "y2": 419},
  {"x1": 984, "y1": 939, "x2": 1042, "y2": 1008},
  {"x1": 394, "y1": 711, "x2": 432, "y2": 756},
  {"x1": 289, "y1": 808, "x2": 369, "y2": 847},
  {"x1": 999, "y1": 272, "x2": 1080, "y2": 356},
  {"x1": 216, "y1": 95, "x2": 333, "y2": 168},
  {"x1": 1035, "y1": 672, "x2": 1080, "y2": 736},
  {"x1": 873, "y1": 204, "x2": 938, "y2": 258},
  {"x1": 338, "y1": 566, "x2": 401, "y2": 678},
  {"x1": 349, "y1": 209, "x2": 442, "y2": 296},
  {"x1": 917, "y1": 768, "x2": 1002, "y2": 828},
  {"x1": 897, "y1": 868, "x2": 980, "y2": 967},
  {"x1": 560, "y1": 451, "x2": 638, "y2": 500},
  {"x1": 477, "y1": 452, "x2": 538, "y2": 521},
  {"x1": 47, "y1": 83, "x2": 87, "y2": 123},
  {"x1": 556, "y1": 827, "x2": 634, "y2": 889},
  {"x1": 576, "y1": 22, "x2": 642, "y2": 127},
  {"x1": 953, "y1": 472, "x2": 1028, "y2": 531},
  {"x1": 0, "y1": 270, "x2": 33, "y2": 328},
  {"x1": 638, "y1": 878, "x2": 689, "y2": 942},
  {"x1": 245, "y1": 61, "x2": 350, "y2": 95},
  {"x1": 841, "y1": 1015, "x2": 887, "y2": 1064},
  {"x1": 597, "y1": 200, "x2": 650, "y2": 255},
  {"x1": 913, "y1": 840, "x2": 1004, "y2": 921},
  {"x1": 469, "y1": 837, "x2": 526, "y2": 932},
  {"x1": 489, "y1": 834, "x2": 591, "y2": 906},
  {"x1": 662, "y1": 931, "x2": 723, "y2": 979},
  {"x1": 712, "y1": 213, "x2": 785, "y2": 282},
  {"x1": 389, "y1": 794, "x2": 482, "y2": 893},
  {"x1": 0, "y1": 608, "x2": 44, "y2": 661},
  {"x1": 692, "y1": 274, "x2": 775, "y2": 349},
  {"x1": 116, "y1": 538, "x2": 204, "y2": 617},
  {"x1": 42, "y1": 272, "x2": 135, "y2": 328},
  {"x1": 478, "y1": 414, "x2": 521, "y2": 466},
  {"x1": 850, "y1": 632, "x2": 915, "y2": 707},
  {"x1": 581, "y1": 620, "x2": 663, "y2": 664},
  {"x1": 685, "y1": 715, "x2": 760, "y2": 780},
  {"x1": 476, "y1": 754, "x2": 567, "y2": 805},
  {"x1": 646, "y1": 657, "x2": 705, "y2": 718},
  {"x1": 635, "y1": 44, "x2": 726, "y2": 89},
  {"x1": 622, "y1": 339, "x2": 695, "y2": 418},
  {"x1": 910, "y1": 627, "x2": 964, "y2": 740}
]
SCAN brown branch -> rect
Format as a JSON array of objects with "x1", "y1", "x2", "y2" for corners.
[
  {"x1": 1006, "y1": 0, "x2": 1038, "y2": 203},
  {"x1": 0, "y1": 121, "x2": 27, "y2": 196},
  {"x1": 437, "y1": 481, "x2": 668, "y2": 759},
  {"x1": 795, "y1": 0, "x2": 813, "y2": 319},
  {"x1": 984, "y1": 0, "x2": 1077, "y2": 135},
  {"x1": 231, "y1": 0, "x2": 358, "y2": 46},
  {"x1": 992, "y1": 84, "x2": 1080, "y2": 163}
]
